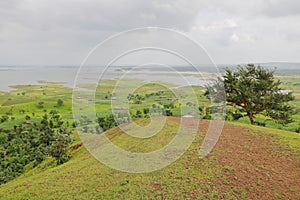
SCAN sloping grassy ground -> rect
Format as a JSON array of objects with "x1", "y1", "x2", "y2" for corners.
[
  {"x1": 0, "y1": 118, "x2": 299, "y2": 199},
  {"x1": 0, "y1": 118, "x2": 229, "y2": 199},
  {"x1": 231, "y1": 122, "x2": 300, "y2": 158},
  {"x1": 0, "y1": 77, "x2": 299, "y2": 199}
]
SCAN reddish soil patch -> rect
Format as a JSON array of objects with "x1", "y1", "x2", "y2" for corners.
[
  {"x1": 149, "y1": 183, "x2": 163, "y2": 190},
  {"x1": 169, "y1": 117, "x2": 300, "y2": 199},
  {"x1": 70, "y1": 142, "x2": 83, "y2": 151}
]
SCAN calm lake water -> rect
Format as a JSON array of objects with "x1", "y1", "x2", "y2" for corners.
[
  {"x1": 0, "y1": 66, "x2": 214, "y2": 92},
  {"x1": 2, "y1": 64, "x2": 297, "y2": 92},
  {"x1": 0, "y1": 66, "x2": 78, "y2": 91}
]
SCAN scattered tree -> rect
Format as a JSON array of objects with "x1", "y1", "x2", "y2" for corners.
[
  {"x1": 37, "y1": 101, "x2": 44, "y2": 109},
  {"x1": 208, "y1": 64, "x2": 295, "y2": 125},
  {"x1": 57, "y1": 99, "x2": 64, "y2": 107}
]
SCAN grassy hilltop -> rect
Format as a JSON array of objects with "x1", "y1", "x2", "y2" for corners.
[
  {"x1": 0, "y1": 76, "x2": 299, "y2": 199},
  {"x1": 0, "y1": 118, "x2": 299, "y2": 199}
]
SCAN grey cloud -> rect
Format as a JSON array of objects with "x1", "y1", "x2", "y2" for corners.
[
  {"x1": 201, "y1": 0, "x2": 300, "y2": 18},
  {"x1": 0, "y1": 0, "x2": 205, "y2": 65},
  {"x1": 0, "y1": 0, "x2": 203, "y2": 31},
  {"x1": 0, "y1": 0, "x2": 299, "y2": 65},
  {"x1": 259, "y1": 0, "x2": 300, "y2": 18}
]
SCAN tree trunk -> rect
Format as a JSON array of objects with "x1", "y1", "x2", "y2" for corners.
[{"x1": 247, "y1": 111, "x2": 255, "y2": 125}]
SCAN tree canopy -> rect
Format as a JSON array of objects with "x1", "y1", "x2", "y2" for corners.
[
  {"x1": 208, "y1": 64, "x2": 295, "y2": 125},
  {"x1": 0, "y1": 112, "x2": 72, "y2": 184}
]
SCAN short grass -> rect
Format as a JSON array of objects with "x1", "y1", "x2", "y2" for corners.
[
  {"x1": 0, "y1": 75, "x2": 299, "y2": 199},
  {"x1": 0, "y1": 119, "x2": 236, "y2": 200},
  {"x1": 231, "y1": 121, "x2": 300, "y2": 157},
  {"x1": 1, "y1": 118, "x2": 299, "y2": 199}
]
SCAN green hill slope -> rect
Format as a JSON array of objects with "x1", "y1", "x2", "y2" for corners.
[{"x1": 0, "y1": 118, "x2": 299, "y2": 199}]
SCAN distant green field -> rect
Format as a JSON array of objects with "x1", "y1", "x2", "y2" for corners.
[{"x1": 0, "y1": 75, "x2": 298, "y2": 131}]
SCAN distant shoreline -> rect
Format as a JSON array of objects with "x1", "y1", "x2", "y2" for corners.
[{"x1": 0, "y1": 65, "x2": 299, "y2": 92}]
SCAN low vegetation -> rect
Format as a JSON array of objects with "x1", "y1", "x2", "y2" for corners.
[{"x1": 0, "y1": 66, "x2": 299, "y2": 199}]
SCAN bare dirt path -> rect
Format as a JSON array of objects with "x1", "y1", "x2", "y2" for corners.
[{"x1": 170, "y1": 117, "x2": 300, "y2": 199}]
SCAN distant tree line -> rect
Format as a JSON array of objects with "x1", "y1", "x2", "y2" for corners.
[{"x1": 94, "y1": 104, "x2": 174, "y2": 133}]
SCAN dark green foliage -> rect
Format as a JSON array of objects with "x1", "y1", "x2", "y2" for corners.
[
  {"x1": 72, "y1": 121, "x2": 78, "y2": 128},
  {"x1": 97, "y1": 107, "x2": 172, "y2": 132},
  {"x1": 202, "y1": 107, "x2": 212, "y2": 120},
  {"x1": 96, "y1": 111, "x2": 132, "y2": 132},
  {"x1": 57, "y1": 99, "x2": 64, "y2": 107},
  {"x1": 0, "y1": 115, "x2": 8, "y2": 123},
  {"x1": 97, "y1": 114, "x2": 119, "y2": 132},
  {"x1": 209, "y1": 64, "x2": 295, "y2": 125},
  {"x1": 198, "y1": 107, "x2": 203, "y2": 112},
  {"x1": 37, "y1": 101, "x2": 44, "y2": 109},
  {"x1": 0, "y1": 112, "x2": 72, "y2": 184},
  {"x1": 150, "y1": 104, "x2": 165, "y2": 115},
  {"x1": 79, "y1": 115, "x2": 92, "y2": 126},
  {"x1": 143, "y1": 108, "x2": 149, "y2": 115},
  {"x1": 164, "y1": 102, "x2": 175, "y2": 109},
  {"x1": 255, "y1": 121, "x2": 266, "y2": 127},
  {"x1": 49, "y1": 128, "x2": 72, "y2": 164},
  {"x1": 135, "y1": 110, "x2": 142, "y2": 118},
  {"x1": 226, "y1": 110, "x2": 243, "y2": 121},
  {"x1": 129, "y1": 94, "x2": 145, "y2": 104},
  {"x1": 165, "y1": 109, "x2": 173, "y2": 116}
]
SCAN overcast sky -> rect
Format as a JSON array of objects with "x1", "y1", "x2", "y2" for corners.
[{"x1": 0, "y1": 0, "x2": 299, "y2": 65}]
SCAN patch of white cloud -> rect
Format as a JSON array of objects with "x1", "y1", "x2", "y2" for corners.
[
  {"x1": 225, "y1": 19, "x2": 237, "y2": 28},
  {"x1": 230, "y1": 34, "x2": 239, "y2": 43}
]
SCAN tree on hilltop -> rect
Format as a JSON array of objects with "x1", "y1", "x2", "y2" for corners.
[{"x1": 207, "y1": 64, "x2": 295, "y2": 125}]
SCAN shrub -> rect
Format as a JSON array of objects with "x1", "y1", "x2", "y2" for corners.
[{"x1": 57, "y1": 99, "x2": 64, "y2": 107}]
